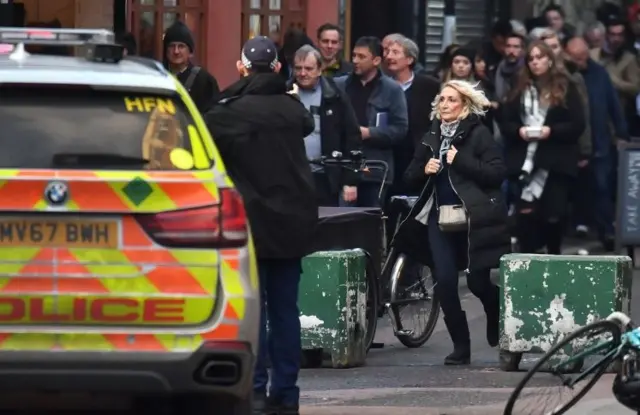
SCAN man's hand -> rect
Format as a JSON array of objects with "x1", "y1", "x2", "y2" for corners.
[
  {"x1": 343, "y1": 186, "x2": 357, "y2": 202},
  {"x1": 287, "y1": 83, "x2": 300, "y2": 96},
  {"x1": 360, "y1": 127, "x2": 370, "y2": 139},
  {"x1": 577, "y1": 159, "x2": 589, "y2": 168}
]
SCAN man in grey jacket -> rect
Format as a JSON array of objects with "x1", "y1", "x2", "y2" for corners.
[{"x1": 335, "y1": 36, "x2": 408, "y2": 207}]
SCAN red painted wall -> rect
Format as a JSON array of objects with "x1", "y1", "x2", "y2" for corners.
[
  {"x1": 206, "y1": 0, "x2": 242, "y2": 89},
  {"x1": 306, "y1": 0, "x2": 339, "y2": 44},
  {"x1": 205, "y1": 0, "x2": 339, "y2": 89}
]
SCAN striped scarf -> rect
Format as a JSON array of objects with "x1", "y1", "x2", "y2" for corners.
[{"x1": 520, "y1": 85, "x2": 549, "y2": 202}]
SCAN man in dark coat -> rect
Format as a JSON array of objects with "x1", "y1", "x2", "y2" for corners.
[
  {"x1": 163, "y1": 21, "x2": 220, "y2": 113},
  {"x1": 384, "y1": 35, "x2": 440, "y2": 196},
  {"x1": 289, "y1": 44, "x2": 362, "y2": 206},
  {"x1": 204, "y1": 37, "x2": 317, "y2": 415}
]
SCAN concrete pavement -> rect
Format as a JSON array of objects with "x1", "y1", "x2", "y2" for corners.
[{"x1": 298, "y1": 242, "x2": 636, "y2": 414}]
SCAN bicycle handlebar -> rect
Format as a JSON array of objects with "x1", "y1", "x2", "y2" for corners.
[{"x1": 310, "y1": 151, "x2": 390, "y2": 203}]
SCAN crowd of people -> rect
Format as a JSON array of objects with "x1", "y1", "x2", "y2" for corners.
[{"x1": 129, "y1": 6, "x2": 640, "y2": 414}]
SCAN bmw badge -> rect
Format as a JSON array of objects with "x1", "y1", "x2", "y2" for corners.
[{"x1": 44, "y1": 181, "x2": 69, "y2": 206}]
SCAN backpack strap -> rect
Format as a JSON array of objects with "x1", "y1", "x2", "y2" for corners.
[{"x1": 184, "y1": 66, "x2": 201, "y2": 92}]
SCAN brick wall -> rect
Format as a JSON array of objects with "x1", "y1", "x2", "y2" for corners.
[
  {"x1": 75, "y1": 0, "x2": 113, "y2": 29},
  {"x1": 17, "y1": 0, "x2": 114, "y2": 29}
]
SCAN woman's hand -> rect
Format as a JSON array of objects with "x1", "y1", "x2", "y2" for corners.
[
  {"x1": 425, "y1": 158, "x2": 441, "y2": 175},
  {"x1": 540, "y1": 126, "x2": 551, "y2": 139},
  {"x1": 519, "y1": 127, "x2": 529, "y2": 141},
  {"x1": 446, "y1": 146, "x2": 458, "y2": 164}
]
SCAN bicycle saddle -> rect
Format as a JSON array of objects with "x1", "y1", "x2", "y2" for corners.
[
  {"x1": 613, "y1": 373, "x2": 640, "y2": 411},
  {"x1": 389, "y1": 196, "x2": 419, "y2": 210}
]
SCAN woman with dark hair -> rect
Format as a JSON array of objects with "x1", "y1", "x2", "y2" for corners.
[
  {"x1": 431, "y1": 43, "x2": 459, "y2": 81},
  {"x1": 441, "y1": 46, "x2": 496, "y2": 133},
  {"x1": 499, "y1": 41, "x2": 585, "y2": 254},
  {"x1": 278, "y1": 28, "x2": 315, "y2": 81}
]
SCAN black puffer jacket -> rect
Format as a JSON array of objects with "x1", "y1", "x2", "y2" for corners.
[{"x1": 394, "y1": 115, "x2": 510, "y2": 271}]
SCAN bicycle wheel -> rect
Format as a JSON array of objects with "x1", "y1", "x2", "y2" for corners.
[
  {"x1": 389, "y1": 253, "x2": 440, "y2": 348},
  {"x1": 363, "y1": 250, "x2": 379, "y2": 352},
  {"x1": 504, "y1": 319, "x2": 621, "y2": 415}
]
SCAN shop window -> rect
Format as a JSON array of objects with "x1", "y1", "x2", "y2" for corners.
[
  {"x1": 129, "y1": 0, "x2": 205, "y2": 64},
  {"x1": 242, "y1": 0, "x2": 307, "y2": 44}
]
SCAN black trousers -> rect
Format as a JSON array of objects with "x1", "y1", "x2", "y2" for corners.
[
  {"x1": 515, "y1": 175, "x2": 569, "y2": 254},
  {"x1": 426, "y1": 211, "x2": 498, "y2": 320}
]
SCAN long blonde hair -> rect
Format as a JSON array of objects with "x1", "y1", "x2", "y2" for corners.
[{"x1": 430, "y1": 80, "x2": 490, "y2": 120}]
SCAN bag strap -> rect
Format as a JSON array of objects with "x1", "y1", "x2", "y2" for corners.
[{"x1": 184, "y1": 66, "x2": 201, "y2": 91}]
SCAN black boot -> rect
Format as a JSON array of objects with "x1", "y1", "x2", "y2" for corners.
[
  {"x1": 253, "y1": 392, "x2": 278, "y2": 415},
  {"x1": 443, "y1": 312, "x2": 471, "y2": 365},
  {"x1": 483, "y1": 285, "x2": 500, "y2": 348}
]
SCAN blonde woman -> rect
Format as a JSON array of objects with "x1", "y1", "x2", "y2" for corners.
[{"x1": 396, "y1": 80, "x2": 510, "y2": 365}]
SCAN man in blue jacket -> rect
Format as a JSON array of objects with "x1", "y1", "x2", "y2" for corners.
[
  {"x1": 566, "y1": 37, "x2": 628, "y2": 251},
  {"x1": 335, "y1": 36, "x2": 408, "y2": 207}
]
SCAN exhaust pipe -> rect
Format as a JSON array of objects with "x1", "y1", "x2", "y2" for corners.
[{"x1": 197, "y1": 360, "x2": 240, "y2": 385}]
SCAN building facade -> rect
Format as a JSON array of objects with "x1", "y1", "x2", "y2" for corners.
[{"x1": 10, "y1": 0, "x2": 341, "y2": 87}]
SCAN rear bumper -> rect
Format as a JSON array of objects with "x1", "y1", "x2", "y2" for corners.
[{"x1": 0, "y1": 342, "x2": 253, "y2": 398}]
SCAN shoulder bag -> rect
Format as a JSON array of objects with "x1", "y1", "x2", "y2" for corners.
[{"x1": 438, "y1": 204, "x2": 468, "y2": 232}]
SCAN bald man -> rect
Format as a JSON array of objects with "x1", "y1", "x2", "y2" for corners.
[{"x1": 565, "y1": 36, "x2": 628, "y2": 251}]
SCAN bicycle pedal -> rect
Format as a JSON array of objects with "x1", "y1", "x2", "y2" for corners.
[{"x1": 396, "y1": 329, "x2": 415, "y2": 336}]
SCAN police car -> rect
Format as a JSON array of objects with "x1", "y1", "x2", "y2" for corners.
[{"x1": 0, "y1": 28, "x2": 258, "y2": 414}]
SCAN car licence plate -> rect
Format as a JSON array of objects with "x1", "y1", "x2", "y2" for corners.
[{"x1": 0, "y1": 219, "x2": 118, "y2": 248}]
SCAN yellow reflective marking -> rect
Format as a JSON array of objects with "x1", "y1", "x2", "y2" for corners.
[
  {"x1": 182, "y1": 297, "x2": 214, "y2": 324},
  {"x1": 228, "y1": 298, "x2": 245, "y2": 319},
  {"x1": 0, "y1": 170, "x2": 20, "y2": 181},
  {"x1": 173, "y1": 79, "x2": 218, "y2": 163},
  {"x1": 69, "y1": 249, "x2": 158, "y2": 294},
  {"x1": 58, "y1": 334, "x2": 113, "y2": 350},
  {"x1": 187, "y1": 125, "x2": 209, "y2": 169},
  {"x1": 2, "y1": 333, "x2": 56, "y2": 350},
  {"x1": 220, "y1": 263, "x2": 243, "y2": 297},
  {"x1": 191, "y1": 171, "x2": 216, "y2": 181},
  {"x1": 0, "y1": 248, "x2": 41, "y2": 289},
  {"x1": 169, "y1": 148, "x2": 195, "y2": 170},
  {"x1": 124, "y1": 97, "x2": 176, "y2": 114},
  {"x1": 248, "y1": 236, "x2": 259, "y2": 290},
  {"x1": 170, "y1": 250, "x2": 218, "y2": 294},
  {"x1": 133, "y1": 182, "x2": 177, "y2": 211},
  {"x1": 33, "y1": 199, "x2": 79, "y2": 211}
]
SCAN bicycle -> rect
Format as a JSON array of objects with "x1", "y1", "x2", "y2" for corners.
[
  {"x1": 504, "y1": 311, "x2": 640, "y2": 414},
  {"x1": 310, "y1": 150, "x2": 440, "y2": 350}
]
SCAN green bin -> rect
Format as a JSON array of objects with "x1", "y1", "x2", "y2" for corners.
[
  {"x1": 498, "y1": 254, "x2": 632, "y2": 371},
  {"x1": 299, "y1": 249, "x2": 368, "y2": 368}
]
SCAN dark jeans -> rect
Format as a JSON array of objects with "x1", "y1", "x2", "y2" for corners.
[
  {"x1": 592, "y1": 156, "x2": 615, "y2": 238},
  {"x1": 254, "y1": 258, "x2": 302, "y2": 405},
  {"x1": 426, "y1": 212, "x2": 495, "y2": 318}
]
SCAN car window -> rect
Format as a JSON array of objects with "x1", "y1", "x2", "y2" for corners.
[{"x1": 0, "y1": 87, "x2": 211, "y2": 170}]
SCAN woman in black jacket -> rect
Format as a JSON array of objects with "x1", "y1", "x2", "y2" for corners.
[
  {"x1": 500, "y1": 41, "x2": 585, "y2": 254},
  {"x1": 396, "y1": 80, "x2": 510, "y2": 365}
]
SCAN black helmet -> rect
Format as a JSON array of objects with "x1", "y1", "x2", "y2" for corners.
[{"x1": 612, "y1": 373, "x2": 640, "y2": 410}]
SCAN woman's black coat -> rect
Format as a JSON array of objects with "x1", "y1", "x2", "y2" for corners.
[
  {"x1": 499, "y1": 81, "x2": 586, "y2": 179},
  {"x1": 393, "y1": 115, "x2": 511, "y2": 272}
]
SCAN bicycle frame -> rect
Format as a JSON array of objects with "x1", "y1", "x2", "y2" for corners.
[
  {"x1": 310, "y1": 154, "x2": 432, "y2": 339},
  {"x1": 551, "y1": 326, "x2": 640, "y2": 387}
]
